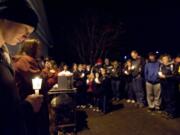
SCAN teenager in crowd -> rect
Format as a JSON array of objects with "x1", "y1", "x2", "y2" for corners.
[
  {"x1": 41, "y1": 59, "x2": 58, "y2": 90},
  {"x1": 103, "y1": 58, "x2": 113, "y2": 76},
  {"x1": 123, "y1": 59, "x2": 136, "y2": 103},
  {"x1": 159, "y1": 54, "x2": 179, "y2": 119},
  {"x1": 86, "y1": 73, "x2": 95, "y2": 109},
  {"x1": 94, "y1": 72, "x2": 102, "y2": 112},
  {"x1": 131, "y1": 50, "x2": 146, "y2": 108},
  {"x1": 99, "y1": 68, "x2": 112, "y2": 113},
  {"x1": 111, "y1": 61, "x2": 121, "y2": 101},
  {"x1": 76, "y1": 64, "x2": 87, "y2": 109}
]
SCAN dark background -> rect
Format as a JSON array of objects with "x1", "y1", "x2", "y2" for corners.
[{"x1": 43, "y1": 0, "x2": 180, "y2": 64}]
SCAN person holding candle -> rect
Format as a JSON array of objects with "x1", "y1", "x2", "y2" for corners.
[
  {"x1": 111, "y1": 60, "x2": 122, "y2": 101},
  {"x1": 99, "y1": 68, "x2": 112, "y2": 113},
  {"x1": 174, "y1": 55, "x2": 180, "y2": 115},
  {"x1": 0, "y1": 1, "x2": 44, "y2": 135},
  {"x1": 103, "y1": 58, "x2": 113, "y2": 77},
  {"x1": 86, "y1": 72, "x2": 95, "y2": 109},
  {"x1": 94, "y1": 72, "x2": 102, "y2": 112},
  {"x1": 41, "y1": 59, "x2": 58, "y2": 90},
  {"x1": 159, "y1": 54, "x2": 179, "y2": 119},
  {"x1": 13, "y1": 39, "x2": 50, "y2": 135},
  {"x1": 130, "y1": 50, "x2": 146, "y2": 108},
  {"x1": 13, "y1": 39, "x2": 41, "y2": 99},
  {"x1": 123, "y1": 59, "x2": 136, "y2": 104},
  {"x1": 76, "y1": 64, "x2": 87, "y2": 109}
]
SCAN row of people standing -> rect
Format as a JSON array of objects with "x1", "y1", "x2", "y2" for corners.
[
  {"x1": 36, "y1": 50, "x2": 180, "y2": 118},
  {"x1": 124, "y1": 51, "x2": 180, "y2": 119},
  {"x1": 68, "y1": 51, "x2": 180, "y2": 118}
]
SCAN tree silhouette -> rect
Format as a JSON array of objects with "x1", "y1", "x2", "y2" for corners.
[{"x1": 69, "y1": 14, "x2": 126, "y2": 64}]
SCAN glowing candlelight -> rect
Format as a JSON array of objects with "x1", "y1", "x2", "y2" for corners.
[
  {"x1": 158, "y1": 71, "x2": 163, "y2": 76},
  {"x1": 32, "y1": 77, "x2": 42, "y2": 95},
  {"x1": 124, "y1": 70, "x2": 128, "y2": 75},
  {"x1": 131, "y1": 65, "x2": 135, "y2": 70}
]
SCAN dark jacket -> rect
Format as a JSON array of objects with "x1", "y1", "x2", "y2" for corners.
[
  {"x1": 111, "y1": 66, "x2": 122, "y2": 80},
  {"x1": 13, "y1": 54, "x2": 50, "y2": 135},
  {"x1": 159, "y1": 63, "x2": 175, "y2": 80},
  {"x1": 144, "y1": 61, "x2": 160, "y2": 84},
  {"x1": 131, "y1": 57, "x2": 145, "y2": 78},
  {"x1": 0, "y1": 49, "x2": 33, "y2": 135},
  {"x1": 174, "y1": 63, "x2": 180, "y2": 82}
]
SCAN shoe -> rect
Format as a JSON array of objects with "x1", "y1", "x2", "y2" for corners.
[
  {"x1": 147, "y1": 108, "x2": 155, "y2": 112},
  {"x1": 161, "y1": 112, "x2": 175, "y2": 119},
  {"x1": 76, "y1": 105, "x2": 80, "y2": 109},
  {"x1": 139, "y1": 103, "x2": 145, "y2": 108},
  {"x1": 89, "y1": 105, "x2": 93, "y2": 109},
  {"x1": 155, "y1": 108, "x2": 162, "y2": 114},
  {"x1": 96, "y1": 108, "x2": 101, "y2": 112},
  {"x1": 81, "y1": 105, "x2": 86, "y2": 109}
]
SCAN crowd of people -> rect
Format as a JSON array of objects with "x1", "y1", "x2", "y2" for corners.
[
  {"x1": 33, "y1": 50, "x2": 180, "y2": 120},
  {"x1": 0, "y1": 1, "x2": 180, "y2": 135}
]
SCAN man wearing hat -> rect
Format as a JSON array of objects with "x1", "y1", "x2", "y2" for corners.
[{"x1": 0, "y1": 0, "x2": 44, "y2": 135}]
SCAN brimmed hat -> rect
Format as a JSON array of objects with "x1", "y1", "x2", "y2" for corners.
[{"x1": 0, "y1": 0, "x2": 38, "y2": 28}]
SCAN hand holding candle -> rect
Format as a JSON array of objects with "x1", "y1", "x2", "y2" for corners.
[
  {"x1": 124, "y1": 70, "x2": 129, "y2": 75},
  {"x1": 131, "y1": 65, "x2": 135, "y2": 70},
  {"x1": 158, "y1": 71, "x2": 165, "y2": 78},
  {"x1": 158, "y1": 71, "x2": 163, "y2": 76}
]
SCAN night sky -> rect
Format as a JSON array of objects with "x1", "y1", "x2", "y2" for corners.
[{"x1": 44, "y1": 0, "x2": 180, "y2": 64}]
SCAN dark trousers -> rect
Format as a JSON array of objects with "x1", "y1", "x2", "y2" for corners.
[
  {"x1": 87, "y1": 92, "x2": 94, "y2": 105},
  {"x1": 94, "y1": 97, "x2": 100, "y2": 108},
  {"x1": 132, "y1": 76, "x2": 145, "y2": 105},
  {"x1": 77, "y1": 88, "x2": 87, "y2": 105},
  {"x1": 99, "y1": 96, "x2": 107, "y2": 113},
  {"x1": 111, "y1": 80, "x2": 121, "y2": 99},
  {"x1": 125, "y1": 81, "x2": 135, "y2": 100},
  {"x1": 161, "y1": 80, "x2": 178, "y2": 116}
]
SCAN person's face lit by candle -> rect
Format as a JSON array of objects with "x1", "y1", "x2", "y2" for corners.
[
  {"x1": 63, "y1": 65, "x2": 68, "y2": 71},
  {"x1": 162, "y1": 56, "x2": 169, "y2": 66},
  {"x1": 131, "y1": 51, "x2": 138, "y2": 60},
  {"x1": 1, "y1": 20, "x2": 34, "y2": 46},
  {"x1": 78, "y1": 64, "x2": 83, "y2": 71},
  {"x1": 105, "y1": 58, "x2": 110, "y2": 65},
  {"x1": 45, "y1": 61, "x2": 52, "y2": 69},
  {"x1": 127, "y1": 60, "x2": 132, "y2": 68},
  {"x1": 73, "y1": 63, "x2": 78, "y2": 71},
  {"x1": 101, "y1": 68, "x2": 106, "y2": 76}
]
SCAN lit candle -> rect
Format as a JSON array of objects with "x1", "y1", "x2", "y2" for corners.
[
  {"x1": 158, "y1": 71, "x2": 163, "y2": 76},
  {"x1": 81, "y1": 73, "x2": 85, "y2": 78},
  {"x1": 131, "y1": 65, "x2": 135, "y2": 70},
  {"x1": 32, "y1": 77, "x2": 42, "y2": 95},
  {"x1": 124, "y1": 70, "x2": 128, "y2": 75}
]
